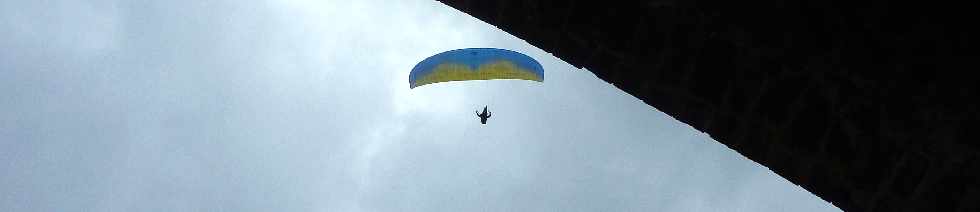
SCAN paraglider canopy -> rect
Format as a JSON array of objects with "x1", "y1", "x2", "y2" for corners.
[{"x1": 409, "y1": 48, "x2": 544, "y2": 88}]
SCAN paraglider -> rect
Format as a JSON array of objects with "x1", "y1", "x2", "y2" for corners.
[{"x1": 410, "y1": 48, "x2": 543, "y2": 124}]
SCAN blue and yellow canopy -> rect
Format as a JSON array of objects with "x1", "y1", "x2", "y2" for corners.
[{"x1": 409, "y1": 48, "x2": 544, "y2": 88}]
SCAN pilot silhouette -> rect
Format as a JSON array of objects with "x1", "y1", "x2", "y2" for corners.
[{"x1": 475, "y1": 106, "x2": 492, "y2": 124}]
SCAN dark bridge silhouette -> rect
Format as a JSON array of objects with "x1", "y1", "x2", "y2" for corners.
[{"x1": 436, "y1": 1, "x2": 978, "y2": 211}]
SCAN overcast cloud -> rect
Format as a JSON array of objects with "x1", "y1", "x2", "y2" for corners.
[{"x1": 1, "y1": 0, "x2": 840, "y2": 211}]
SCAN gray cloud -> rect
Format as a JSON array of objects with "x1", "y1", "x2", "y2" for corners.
[{"x1": 1, "y1": 0, "x2": 838, "y2": 211}]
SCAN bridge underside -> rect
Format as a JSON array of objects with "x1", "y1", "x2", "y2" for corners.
[{"x1": 436, "y1": 1, "x2": 978, "y2": 211}]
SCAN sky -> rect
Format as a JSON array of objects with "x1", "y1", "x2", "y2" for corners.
[{"x1": 0, "y1": 0, "x2": 840, "y2": 211}]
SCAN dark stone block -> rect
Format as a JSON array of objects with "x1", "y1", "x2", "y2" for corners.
[
  {"x1": 708, "y1": 115, "x2": 739, "y2": 144},
  {"x1": 825, "y1": 127, "x2": 856, "y2": 166},
  {"x1": 891, "y1": 153, "x2": 928, "y2": 196},
  {"x1": 756, "y1": 75, "x2": 810, "y2": 124},
  {"x1": 931, "y1": 173, "x2": 972, "y2": 211},
  {"x1": 809, "y1": 162, "x2": 858, "y2": 211},
  {"x1": 789, "y1": 93, "x2": 831, "y2": 151}
]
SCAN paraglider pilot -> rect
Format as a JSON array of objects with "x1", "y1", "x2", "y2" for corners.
[{"x1": 476, "y1": 106, "x2": 491, "y2": 124}]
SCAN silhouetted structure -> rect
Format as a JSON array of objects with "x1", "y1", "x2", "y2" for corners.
[{"x1": 437, "y1": 1, "x2": 978, "y2": 211}]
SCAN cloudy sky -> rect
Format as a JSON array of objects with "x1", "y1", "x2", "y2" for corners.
[{"x1": 1, "y1": 0, "x2": 840, "y2": 211}]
